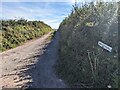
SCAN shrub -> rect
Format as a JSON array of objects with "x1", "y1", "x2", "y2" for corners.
[
  {"x1": 1, "y1": 19, "x2": 53, "y2": 51},
  {"x1": 57, "y1": 1, "x2": 118, "y2": 88}
]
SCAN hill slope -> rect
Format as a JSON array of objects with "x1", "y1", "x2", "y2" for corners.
[{"x1": 1, "y1": 19, "x2": 53, "y2": 51}]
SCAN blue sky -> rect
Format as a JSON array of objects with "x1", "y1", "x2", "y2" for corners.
[
  {"x1": 1, "y1": 2, "x2": 75, "y2": 29},
  {"x1": 1, "y1": 0, "x2": 117, "y2": 29}
]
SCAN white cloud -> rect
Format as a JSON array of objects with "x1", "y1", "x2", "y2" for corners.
[
  {"x1": 1, "y1": 2, "x2": 73, "y2": 28},
  {"x1": 40, "y1": 19, "x2": 57, "y2": 29},
  {"x1": 2, "y1": 3, "x2": 66, "y2": 29},
  {"x1": 46, "y1": 22, "x2": 60, "y2": 29},
  {"x1": 2, "y1": 0, "x2": 119, "y2": 2},
  {"x1": 2, "y1": 7, "x2": 36, "y2": 20},
  {"x1": 2, "y1": 0, "x2": 76, "y2": 3},
  {"x1": 61, "y1": 15, "x2": 68, "y2": 18},
  {"x1": 40, "y1": 18, "x2": 62, "y2": 29},
  {"x1": 46, "y1": 19, "x2": 59, "y2": 23}
]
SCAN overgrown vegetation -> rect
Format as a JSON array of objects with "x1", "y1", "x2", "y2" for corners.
[
  {"x1": 1, "y1": 18, "x2": 53, "y2": 51},
  {"x1": 57, "y1": 1, "x2": 119, "y2": 88}
]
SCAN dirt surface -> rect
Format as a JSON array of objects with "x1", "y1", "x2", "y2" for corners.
[{"x1": 0, "y1": 32, "x2": 66, "y2": 88}]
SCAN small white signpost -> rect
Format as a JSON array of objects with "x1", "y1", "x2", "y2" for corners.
[{"x1": 98, "y1": 41, "x2": 112, "y2": 52}]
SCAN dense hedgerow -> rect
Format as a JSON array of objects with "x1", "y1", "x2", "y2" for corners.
[
  {"x1": 57, "y1": 2, "x2": 119, "y2": 88},
  {"x1": 1, "y1": 19, "x2": 53, "y2": 51}
]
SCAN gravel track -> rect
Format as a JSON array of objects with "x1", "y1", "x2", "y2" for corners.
[{"x1": 0, "y1": 32, "x2": 66, "y2": 88}]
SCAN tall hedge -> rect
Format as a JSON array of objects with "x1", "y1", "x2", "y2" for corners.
[{"x1": 57, "y1": 2, "x2": 118, "y2": 88}]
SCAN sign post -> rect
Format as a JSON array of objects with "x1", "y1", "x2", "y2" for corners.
[{"x1": 98, "y1": 41, "x2": 112, "y2": 52}]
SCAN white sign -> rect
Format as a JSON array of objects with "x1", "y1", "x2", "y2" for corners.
[{"x1": 98, "y1": 41, "x2": 112, "y2": 52}]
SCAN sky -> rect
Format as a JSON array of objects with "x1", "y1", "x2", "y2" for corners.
[
  {"x1": 1, "y1": 1, "x2": 76, "y2": 29},
  {"x1": 1, "y1": 0, "x2": 118, "y2": 29}
]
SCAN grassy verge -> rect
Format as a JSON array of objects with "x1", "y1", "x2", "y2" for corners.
[{"x1": 47, "y1": 30, "x2": 56, "y2": 41}]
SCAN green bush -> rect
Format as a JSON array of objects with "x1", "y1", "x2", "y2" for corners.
[
  {"x1": 57, "y1": 2, "x2": 118, "y2": 88},
  {"x1": 1, "y1": 19, "x2": 53, "y2": 51}
]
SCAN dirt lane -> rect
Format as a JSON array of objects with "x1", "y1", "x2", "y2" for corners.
[
  {"x1": 0, "y1": 32, "x2": 66, "y2": 88},
  {"x1": 28, "y1": 31, "x2": 66, "y2": 88}
]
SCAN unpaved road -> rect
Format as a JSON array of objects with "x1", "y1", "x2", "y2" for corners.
[{"x1": 0, "y1": 32, "x2": 66, "y2": 88}]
